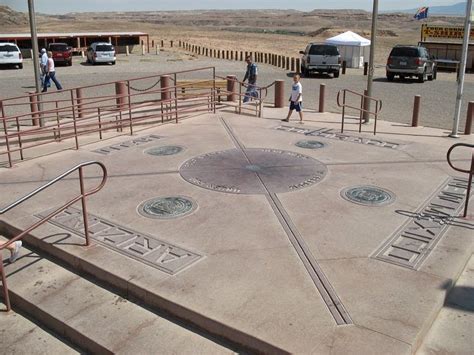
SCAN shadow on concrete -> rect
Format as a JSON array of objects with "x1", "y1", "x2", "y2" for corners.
[
  {"x1": 0, "y1": 65, "x2": 22, "y2": 70},
  {"x1": 395, "y1": 210, "x2": 474, "y2": 230},
  {"x1": 42, "y1": 233, "x2": 82, "y2": 247},
  {"x1": 373, "y1": 77, "x2": 425, "y2": 84},
  {"x1": 289, "y1": 72, "x2": 335, "y2": 80},
  {"x1": 79, "y1": 61, "x2": 114, "y2": 67},
  {"x1": 440, "y1": 279, "x2": 474, "y2": 312}
]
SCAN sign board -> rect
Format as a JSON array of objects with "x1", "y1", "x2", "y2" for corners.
[{"x1": 421, "y1": 24, "x2": 474, "y2": 41}]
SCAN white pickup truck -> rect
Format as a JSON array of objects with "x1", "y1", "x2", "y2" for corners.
[{"x1": 300, "y1": 43, "x2": 341, "y2": 78}]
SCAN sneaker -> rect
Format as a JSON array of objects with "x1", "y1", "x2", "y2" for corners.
[
  {"x1": 9, "y1": 241, "x2": 22, "y2": 263},
  {"x1": 281, "y1": 119, "x2": 289, "y2": 122}
]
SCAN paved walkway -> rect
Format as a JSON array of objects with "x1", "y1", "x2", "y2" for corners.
[{"x1": 0, "y1": 108, "x2": 472, "y2": 353}]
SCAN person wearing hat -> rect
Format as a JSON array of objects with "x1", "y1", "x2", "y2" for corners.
[{"x1": 40, "y1": 48, "x2": 49, "y2": 87}]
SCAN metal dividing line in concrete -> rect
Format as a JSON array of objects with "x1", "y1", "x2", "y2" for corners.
[{"x1": 219, "y1": 116, "x2": 352, "y2": 325}]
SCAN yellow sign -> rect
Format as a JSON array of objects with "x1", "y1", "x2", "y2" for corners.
[{"x1": 421, "y1": 24, "x2": 474, "y2": 41}]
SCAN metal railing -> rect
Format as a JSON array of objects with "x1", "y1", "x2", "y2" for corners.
[
  {"x1": 215, "y1": 75, "x2": 272, "y2": 118},
  {"x1": 447, "y1": 143, "x2": 474, "y2": 217},
  {"x1": 0, "y1": 67, "x2": 217, "y2": 168},
  {"x1": 0, "y1": 67, "x2": 277, "y2": 169},
  {"x1": 0, "y1": 161, "x2": 107, "y2": 311},
  {"x1": 336, "y1": 89, "x2": 383, "y2": 135}
]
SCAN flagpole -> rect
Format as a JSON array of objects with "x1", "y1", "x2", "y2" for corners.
[{"x1": 450, "y1": 0, "x2": 472, "y2": 137}]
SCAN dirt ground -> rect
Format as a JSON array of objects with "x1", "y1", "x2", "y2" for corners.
[{"x1": 1, "y1": 7, "x2": 465, "y2": 64}]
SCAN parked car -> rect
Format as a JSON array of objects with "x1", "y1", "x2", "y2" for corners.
[
  {"x1": 386, "y1": 45, "x2": 436, "y2": 83},
  {"x1": 86, "y1": 42, "x2": 116, "y2": 65},
  {"x1": 48, "y1": 43, "x2": 73, "y2": 66},
  {"x1": 300, "y1": 44, "x2": 341, "y2": 78},
  {"x1": 0, "y1": 42, "x2": 23, "y2": 69}
]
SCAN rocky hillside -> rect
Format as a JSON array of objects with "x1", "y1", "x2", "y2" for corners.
[{"x1": 0, "y1": 5, "x2": 29, "y2": 26}]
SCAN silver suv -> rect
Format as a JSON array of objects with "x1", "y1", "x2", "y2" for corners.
[
  {"x1": 300, "y1": 44, "x2": 341, "y2": 78},
  {"x1": 386, "y1": 45, "x2": 436, "y2": 83},
  {"x1": 86, "y1": 42, "x2": 116, "y2": 65}
]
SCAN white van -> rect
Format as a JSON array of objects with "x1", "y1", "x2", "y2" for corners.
[
  {"x1": 0, "y1": 42, "x2": 23, "y2": 69},
  {"x1": 86, "y1": 42, "x2": 116, "y2": 65},
  {"x1": 300, "y1": 44, "x2": 341, "y2": 78}
]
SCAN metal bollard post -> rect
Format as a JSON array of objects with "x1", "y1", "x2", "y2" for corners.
[
  {"x1": 296, "y1": 58, "x2": 301, "y2": 74},
  {"x1": 161, "y1": 40, "x2": 164, "y2": 47},
  {"x1": 274, "y1": 80, "x2": 285, "y2": 108},
  {"x1": 363, "y1": 89, "x2": 370, "y2": 123},
  {"x1": 29, "y1": 92, "x2": 40, "y2": 126},
  {"x1": 342, "y1": 61, "x2": 347, "y2": 75},
  {"x1": 161, "y1": 75, "x2": 172, "y2": 121},
  {"x1": 291, "y1": 57, "x2": 295, "y2": 72},
  {"x1": 465, "y1": 101, "x2": 473, "y2": 135},
  {"x1": 226, "y1": 75, "x2": 237, "y2": 102},
  {"x1": 364, "y1": 62, "x2": 368, "y2": 76},
  {"x1": 412, "y1": 95, "x2": 421, "y2": 127},
  {"x1": 170, "y1": 40, "x2": 173, "y2": 47},
  {"x1": 76, "y1": 88, "x2": 84, "y2": 119},
  {"x1": 319, "y1": 84, "x2": 326, "y2": 113},
  {"x1": 286, "y1": 57, "x2": 290, "y2": 71},
  {"x1": 115, "y1": 82, "x2": 128, "y2": 112},
  {"x1": 161, "y1": 75, "x2": 171, "y2": 101}
]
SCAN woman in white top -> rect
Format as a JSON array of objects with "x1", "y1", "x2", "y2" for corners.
[
  {"x1": 282, "y1": 74, "x2": 303, "y2": 123},
  {"x1": 42, "y1": 51, "x2": 63, "y2": 92}
]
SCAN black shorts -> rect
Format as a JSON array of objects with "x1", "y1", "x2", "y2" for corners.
[{"x1": 290, "y1": 101, "x2": 302, "y2": 112}]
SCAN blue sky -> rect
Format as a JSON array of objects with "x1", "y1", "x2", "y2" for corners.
[{"x1": 3, "y1": 0, "x2": 463, "y2": 14}]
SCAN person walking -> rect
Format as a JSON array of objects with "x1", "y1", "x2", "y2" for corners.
[
  {"x1": 42, "y1": 51, "x2": 62, "y2": 93},
  {"x1": 282, "y1": 74, "x2": 303, "y2": 123},
  {"x1": 39, "y1": 48, "x2": 49, "y2": 87},
  {"x1": 242, "y1": 55, "x2": 258, "y2": 103},
  {"x1": 0, "y1": 240, "x2": 22, "y2": 263}
]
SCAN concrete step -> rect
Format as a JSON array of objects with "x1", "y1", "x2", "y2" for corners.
[
  {"x1": 1, "y1": 239, "x2": 234, "y2": 354},
  {"x1": 0, "y1": 302, "x2": 79, "y2": 354},
  {"x1": 1, "y1": 222, "x2": 286, "y2": 354},
  {"x1": 416, "y1": 254, "x2": 474, "y2": 355}
]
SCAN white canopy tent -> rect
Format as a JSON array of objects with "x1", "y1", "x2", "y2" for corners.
[{"x1": 325, "y1": 31, "x2": 371, "y2": 68}]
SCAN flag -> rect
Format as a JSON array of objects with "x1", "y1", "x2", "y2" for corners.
[{"x1": 414, "y1": 7, "x2": 429, "y2": 20}]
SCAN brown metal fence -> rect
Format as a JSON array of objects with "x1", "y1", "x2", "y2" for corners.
[{"x1": 0, "y1": 67, "x2": 273, "y2": 168}]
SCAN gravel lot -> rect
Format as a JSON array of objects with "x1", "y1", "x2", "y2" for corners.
[{"x1": 1, "y1": 50, "x2": 473, "y2": 131}]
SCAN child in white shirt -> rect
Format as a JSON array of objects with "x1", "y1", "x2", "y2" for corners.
[{"x1": 282, "y1": 74, "x2": 303, "y2": 123}]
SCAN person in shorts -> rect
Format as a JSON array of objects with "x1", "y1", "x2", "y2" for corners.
[{"x1": 282, "y1": 74, "x2": 303, "y2": 123}]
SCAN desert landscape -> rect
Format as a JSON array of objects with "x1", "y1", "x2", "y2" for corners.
[{"x1": 0, "y1": 6, "x2": 465, "y2": 62}]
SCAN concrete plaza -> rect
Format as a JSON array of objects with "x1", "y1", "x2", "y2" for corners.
[{"x1": 0, "y1": 106, "x2": 473, "y2": 353}]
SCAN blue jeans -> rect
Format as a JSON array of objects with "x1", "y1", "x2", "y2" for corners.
[
  {"x1": 243, "y1": 82, "x2": 258, "y2": 103},
  {"x1": 43, "y1": 71, "x2": 62, "y2": 92}
]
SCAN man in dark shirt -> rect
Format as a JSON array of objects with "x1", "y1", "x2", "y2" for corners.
[{"x1": 243, "y1": 55, "x2": 258, "y2": 103}]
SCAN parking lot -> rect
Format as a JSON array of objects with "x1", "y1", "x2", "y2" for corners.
[{"x1": 0, "y1": 50, "x2": 472, "y2": 131}]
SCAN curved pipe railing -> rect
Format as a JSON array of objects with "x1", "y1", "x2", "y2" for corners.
[
  {"x1": 447, "y1": 143, "x2": 474, "y2": 218},
  {"x1": 337, "y1": 89, "x2": 382, "y2": 135},
  {"x1": 0, "y1": 161, "x2": 107, "y2": 311}
]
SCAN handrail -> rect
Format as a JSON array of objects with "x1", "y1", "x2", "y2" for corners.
[
  {"x1": 215, "y1": 75, "x2": 270, "y2": 117},
  {"x1": 0, "y1": 161, "x2": 108, "y2": 311},
  {"x1": 447, "y1": 143, "x2": 473, "y2": 218},
  {"x1": 337, "y1": 89, "x2": 382, "y2": 135}
]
